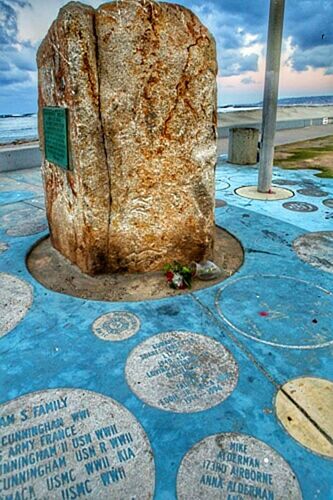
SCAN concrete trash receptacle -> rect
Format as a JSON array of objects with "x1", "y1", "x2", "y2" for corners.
[{"x1": 228, "y1": 127, "x2": 259, "y2": 165}]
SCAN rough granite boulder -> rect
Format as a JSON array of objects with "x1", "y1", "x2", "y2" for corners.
[
  {"x1": 37, "y1": 3, "x2": 110, "y2": 274},
  {"x1": 37, "y1": 0, "x2": 217, "y2": 274}
]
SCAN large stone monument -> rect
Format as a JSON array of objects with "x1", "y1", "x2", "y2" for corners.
[{"x1": 37, "y1": 0, "x2": 217, "y2": 274}]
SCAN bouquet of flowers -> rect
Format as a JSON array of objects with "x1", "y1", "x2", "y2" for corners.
[{"x1": 163, "y1": 261, "x2": 193, "y2": 290}]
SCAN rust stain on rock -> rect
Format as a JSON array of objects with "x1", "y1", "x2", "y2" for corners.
[{"x1": 38, "y1": 1, "x2": 218, "y2": 274}]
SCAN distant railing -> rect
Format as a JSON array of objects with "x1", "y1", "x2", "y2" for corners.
[{"x1": 218, "y1": 117, "x2": 333, "y2": 138}]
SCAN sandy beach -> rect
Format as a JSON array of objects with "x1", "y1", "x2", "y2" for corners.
[{"x1": 218, "y1": 104, "x2": 333, "y2": 127}]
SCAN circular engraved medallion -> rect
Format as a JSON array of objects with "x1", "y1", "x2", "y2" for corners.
[
  {"x1": 0, "y1": 389, "x2": 155, "y2": 499},
  {"x1": 323, "y1": 198, "x2": 333, "y2": 209},
  {"x1": 0, "y1": 207, "x2": 48, "y2": 236},
  {"x1": 216, "y1": 275, "x2": 333, "y2": 349},
  {"x1": 177, "y1": 433, "x2": 302, "y2": 500},
  {"x1": 282, "y1": 201, "x2": 318, "y2": 212},
  {"x1": 276, "y1": 377, "x2": 333, "y2": 458},
  {"x1": 125, "y1": 331, "x2": 238, "y2": 413},
  {"x1": 92, "y1": 312, "x2": 140, "y2": 341},
  {"x1": 293, "y1": 231, "x2": 333, "y2": 274},
  {"x1": 297, "y1": 188, "x2": 329, "y2": 197},
  {"x1": 0, "y1": 272, "x2": 33, "y2": 338}
]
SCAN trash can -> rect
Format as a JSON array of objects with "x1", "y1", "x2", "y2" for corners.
[{"x1": 228, "y1": 127, "x2": 260, "y2": 165}]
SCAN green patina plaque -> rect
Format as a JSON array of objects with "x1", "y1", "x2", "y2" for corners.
[{"x1": 43, "y1": 107, "x2": 69, "y2": 169}]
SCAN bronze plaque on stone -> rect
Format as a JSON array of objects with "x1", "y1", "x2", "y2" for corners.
[{"x1": 43, "y1": 107, "x2": 69, "y2": 169}]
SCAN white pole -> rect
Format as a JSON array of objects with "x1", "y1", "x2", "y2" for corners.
[{"x1": 258, "y1": 0, "x2": 285, "y2": 192}]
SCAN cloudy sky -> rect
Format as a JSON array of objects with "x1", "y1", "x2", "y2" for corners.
[{"x1": 0, "y1": 0, "x2": 332, "y2": 114}]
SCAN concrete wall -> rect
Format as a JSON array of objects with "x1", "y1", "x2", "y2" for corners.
[
  {"x1": 218, "y1": 117, "x2": 333, "y2": 138},
  {"x1": 0, "y1": 144, "x2": 41, "y2": 172}
]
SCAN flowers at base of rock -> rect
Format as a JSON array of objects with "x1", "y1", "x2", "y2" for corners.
[{"x1": 163, "y1": 261, "x2": 193, "y2": 290}]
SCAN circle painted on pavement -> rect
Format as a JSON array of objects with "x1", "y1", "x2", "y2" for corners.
[
  {"x1": 215, "y1": 199, "x2": 227, "y2": 208},
  {"x1": 215, "y1": 275, "x2": 333, "y2": 349},
  {"x1": 282, "y1": 201, "x2": 318, "y2": 212},
  {"x1": 216, "y1": 180, "x2": 230, "y2": 190},
  {"x1": 293, "y1": 231, "x2": 333, "y2": 274},
  {"x1": 227, "y1": 174, "x2": 255, "y2": 184},
  {"x1": 0, "y1": 272, "x2": 33, "y2": 338},
  {"x1": 92, "y1": 311, "x2": 140, "y2": 341},
  {"x1": 301, "y1": 179, "x2": 316, "y2": 186},
  {"x1": 276, "y1": 377, "x2": 333, "y2": 458},
  {"x1": 272, "y1": 179, "x2": 299, "y2": 186},
  {"x1": 235, "y1": 185, "x2": 294, "y2": 201},
  {"x1": 125, "y1": 331, "x2": 238, "y2": 413},
  {"x1": 323, "y1": 199, "x2": 333, "y2": 209},
  {"x1": 0, "y1": 389, "x2": 155, "y2": 499},
  {"x1": 297, "y1": 188, "x2": 329, "y2": 197},
  {"x1": 0, "y1": 207, "x2": 48, "y2": 236},
  {"x1": 176, "y1": 433, "x2": 302, "y2": 500}
]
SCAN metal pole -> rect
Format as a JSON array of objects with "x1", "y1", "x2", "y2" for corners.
[{"x1": 258, "y1": 0, "x2": 285, "y2": 192}]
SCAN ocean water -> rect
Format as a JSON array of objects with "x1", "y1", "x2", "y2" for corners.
[
  {"x1": 218, "y1": 94, "x2": 333, "y2": 112},
  {"x1": 1, "y1": 95, "x2": 333, "y2": 144},
  {"x1": 0, "y1": 113, "x2": 38, "y2": 144}
]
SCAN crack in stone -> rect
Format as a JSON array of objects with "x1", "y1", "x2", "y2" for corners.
[
  {"x1": 162, "y1": 35, "x2": 205, "y2": 138},
  {"x1": 38, "y1": 1, "x2": 217, "y2": 273},
  {"x1": 92, "y1": 10, "x2": 113, "y2": 270}
]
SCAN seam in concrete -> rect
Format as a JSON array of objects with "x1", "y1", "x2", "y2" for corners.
[
  {"x1": 191, "y1": 293, "x2": 333, "y2": 448},
  {"x1": 280, "y1": 387, "x2": 333, "y2": 446},
  {"x1": 215, "y1": 275, "x2": 333, "y2": 350},
  {"x1": 247, "y1": 248, "x2": 282, "y2": 256},
  {"x1": 22, "y1": 200, "x2": 45, "y2": 211},
  {"x1": 1, "y1": 173, "x2": 42, "y2": 188},
  {"x1": 190, "y1": 292, "x2": 279, "y2": 388}
]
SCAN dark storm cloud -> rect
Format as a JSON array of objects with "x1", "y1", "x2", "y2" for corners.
[
  {"x1": 222, "y1": 52, "x2": 259, "y2": 78},
  {"x1": 290, "y1": 45, "x2": 333, "y2": 75},
  {"x1": 0, "y1": 1, "x2": 19, "y2": 45},
  {"x1": 176, "y1": 0, "x2": 333, "y2": 77},
  {"x1": 285, "y1": 0, "x2": 332, "y2": 50},
  {"x1": 0, "y1": 44, "x2": 36, "y2": 87},
  {"x1": 9, "y1": 45, "x2": 37, "y2": 72},
  {"x1": 0, "y1": 59, "x2": 10, "y2": 71},
  {"x1": 186, "y1": 3, "x2": 264, "y2": 77},
  {"x1": 0, "y1": 0, "x2": 30, "y2": 44},
  {"x1": 1, "y1": 0, "x2": 332, "y2": 81},
  {"x1": 0, "y1": 0, "x2": 35, "y2": 94},
  {"x1": 0, "y1": 67, "x2": 28, "y2": 85},
  {"x1": 284, "y1": 0, "x2": 333, "y2": 74},
  {"x1": 190, "y1": 1, "x2": 268, "y2": 32}
]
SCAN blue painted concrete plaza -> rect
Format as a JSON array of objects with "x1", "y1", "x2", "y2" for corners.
[{"x1": 0, "y1": 158, "x2": 332, "y2": 499}]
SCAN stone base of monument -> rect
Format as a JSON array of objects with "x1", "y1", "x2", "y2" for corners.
[{"x1": 27, "y1": 227, "x2": 243, "y2": 301}]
